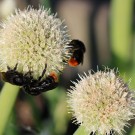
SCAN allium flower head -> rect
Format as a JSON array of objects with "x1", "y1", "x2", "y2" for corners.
[
  {"x1": 67, "y1": 69, "x2": 135, "y2": 135},
  {"x1": 0, "y1": 6, "x2": 70, "y2": 79}
]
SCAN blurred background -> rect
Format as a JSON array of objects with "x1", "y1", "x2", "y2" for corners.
[{"x1": 0, "y1": 0, "x2": 135, "y2": 135}]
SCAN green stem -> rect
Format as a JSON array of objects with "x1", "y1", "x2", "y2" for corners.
[
  {"x1": 73, "y1": 126, "x2": 88, "y2": 135},
  {"x1": 43, "y1": 0, "x2": 51, "y2": 10},
  {"x1": 0, "y1": 83, "x2": 19, "y2": 135},
  {"x1": 110, "y1": 0, "x2": 133, "y2": 63}
]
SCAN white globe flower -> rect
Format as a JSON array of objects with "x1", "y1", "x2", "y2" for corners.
[
  {"x1": 67, "y1": 69, "x2": 135, "y2": 135},
  {"x1": 0, "y1": 6, "x2": 70, "y2": 79}
]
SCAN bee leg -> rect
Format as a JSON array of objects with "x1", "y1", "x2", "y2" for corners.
[
  {"x1": 24, "y1": 70, "x2": 33, "y2": 78},
  {"x1": 13, "y1": 63, "x2": 18, "y2": 70},
  {"x1": 7, "y1": 63, "x2": 18, "y2": 71},
  {"x1": 38, "y1": 64, "x2": 47, "y2": 81}
]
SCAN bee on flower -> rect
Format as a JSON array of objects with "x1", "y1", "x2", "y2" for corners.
[{"x1": 0, "y1": 6, "x2": 85, "y2": 95}]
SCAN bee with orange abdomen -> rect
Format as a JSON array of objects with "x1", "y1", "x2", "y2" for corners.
[
  {"x1": 68, "y1": 39, "x2": 86, "y2": 67},
  {"x1": 1, "y1": 64, "x2": 58, "y2": 96}
]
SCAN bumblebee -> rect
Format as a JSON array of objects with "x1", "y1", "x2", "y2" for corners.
[
  {"x1": 1, "y1": 39, "x2": 85, "y2": 96},
  {"x1": 68, "y1": 39, "x2": 86, "y2": 67},
  {"x1": 1, "y1": 64, "x2": 58, "y2": 96}
]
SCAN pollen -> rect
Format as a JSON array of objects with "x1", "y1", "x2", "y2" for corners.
[
  {"x1": 0, "y1": 6, "x2": 71, "y2": 79},
  {"x1": 67, "y1": 69, "x2": 135, "y2": 135}
]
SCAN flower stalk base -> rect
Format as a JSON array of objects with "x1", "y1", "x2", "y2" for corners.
[{"x1": 0, "y1": 83, "x2": 19, "y2": 135}]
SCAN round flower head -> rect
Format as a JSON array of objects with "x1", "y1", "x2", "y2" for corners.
[
  {"x1": 0, "y1": 6, "x2": 70, "y2": 79},
  {"x1": 67, "y1": 69, "x2": 135, "y2": 135}
]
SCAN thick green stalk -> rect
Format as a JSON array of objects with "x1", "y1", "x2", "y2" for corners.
[
  {"x1": 110, "y1": 0, "x2": 133, "y2": 62},
  {"x1": 0, "y1": 83, "x2": 19, "y2": 135},
  {"x1": 73, "y1": 126, "x2": 87, "y2": 135}
]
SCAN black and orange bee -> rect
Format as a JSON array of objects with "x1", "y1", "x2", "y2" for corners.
[
  {"x1": 1, "y1": 39, "x2": 85, "y2": 96},
  {"x1": 68, "y1": 39, "x2": 86, "y2": 67},
  {"x1": 1, "y1": 64, "x2": 58, "y2": 96}
]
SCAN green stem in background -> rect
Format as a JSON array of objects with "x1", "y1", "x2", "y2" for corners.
[
  {"x1": 110, "y1": 0, "x2": 133, "y2": 63},
  {"x1": 43, "y1": 0, "x2": 51, "y2": 11},
  {"x1": 0, "y1": 83, "x2": 19, "y2": 135},
  {"x1": 130, "y1": 125, "x2": 135, "y2": 135},
  {"x1": 73, "y1": 126, "x2": 87, "y2": 135}
]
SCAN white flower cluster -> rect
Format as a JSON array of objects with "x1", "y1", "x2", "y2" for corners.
[
  {"x1": 0, "y1": 6, "x2": 70, "y2": 79},
  {"x1": 67, "y1": 69, "x2": 135, "y2": 135}
]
